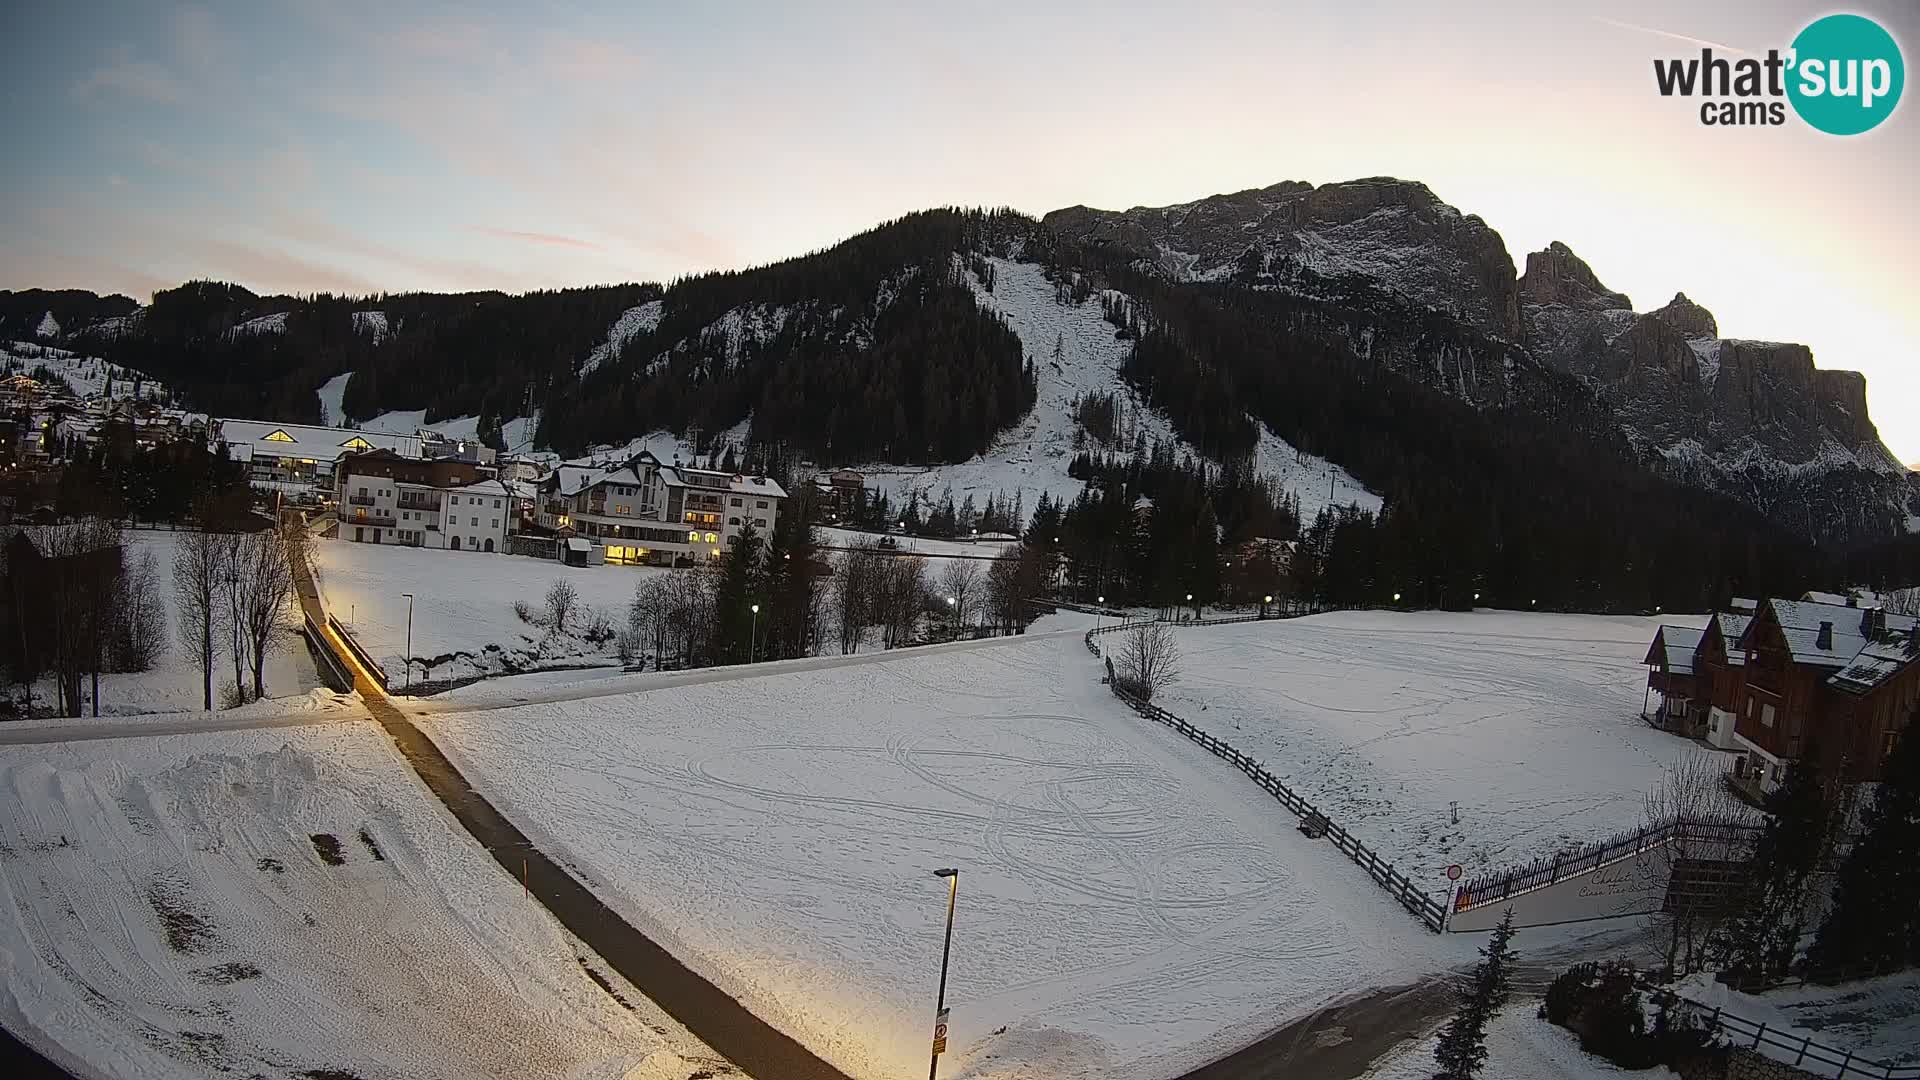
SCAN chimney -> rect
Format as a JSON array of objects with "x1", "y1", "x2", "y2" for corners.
[
  {"x1": 1862, "y1": 607, "x2": 1886, "y2": 640},
  {"x1": 1816, "y1": 621, "x2": 1834, "y2": 651}
]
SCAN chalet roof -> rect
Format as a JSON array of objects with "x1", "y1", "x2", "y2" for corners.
[
  {"x1": 1751, "y1": 598, "x2": 1918, "y2": 670},
  {"x1": 1647, "y1": 625, "x2": 1704, "y2": 673},
  {"x1": 658, "y1": 466, "x2": 788, "y2": 499},
  {"x1": 1713, "y1": 613, "x2": 1753, "y2": 666},
  {"x1": 1827, "y1": 636, "x2": 1918, "y2": 695},
  {"x1": 446, "y1": 478, "x2": 513, "y2": 498}
]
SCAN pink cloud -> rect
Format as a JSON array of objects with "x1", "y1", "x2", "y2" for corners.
[{"x1": 470, "y1": 226, "x2": 604, "y2": 251}]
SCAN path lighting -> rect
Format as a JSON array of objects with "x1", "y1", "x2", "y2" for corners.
[
  {"x1": 750, "y1": 603, "x2": 760, "y2": 663},
  {"x1": 927, "y1": 869, "x2": 960, "y2": 1080},
  {"x1": 1392, "y1": 592, "x2": 1401, "y2": 603},
  {"x1": 400, "y1": 592, "x2": 414, "y2": 690}
]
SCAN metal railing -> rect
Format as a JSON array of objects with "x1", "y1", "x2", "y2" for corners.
[
  {"x1": 1455, "y1": 817, "x2": 1761, "y2": 914},
  {"x1": 301, "y1": 609, "x2": 353, "y2": 693},
  {"x1": 1644, "y1": 983, "x2": 1920, "y2": 1079},
  {"x1": 326, "y1": 613, "x2": 389, "y2": 690},
  {"x1": 348, "y1": 493, "x2": 377, "y2": 506}
]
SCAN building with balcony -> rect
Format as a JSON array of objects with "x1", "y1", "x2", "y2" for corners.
[
  {"x1": 334, "y1": 449, "x2": 513, "y2": 553},
  {"x1": 216, "y1": 419, "x2": 424, "y2": 500},
  {"x1": 1645, "y1": 595, "x2": 1918, "y2": 800},
  {"x1": 533, "y1": 450, "x2": 786, "y2": 566}
]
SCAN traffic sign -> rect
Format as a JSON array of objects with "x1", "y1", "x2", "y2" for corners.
[
  {"x1": 1446, "y1": 864, "x2": 1463, "y2": 881},
  {"x1": 931, "y1": 1007, "x2": 951, "y2": 1055}
]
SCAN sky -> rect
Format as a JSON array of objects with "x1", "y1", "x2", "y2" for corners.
[{"x1": 2, "y1": 0, "x2": 1916, "y2": 460}]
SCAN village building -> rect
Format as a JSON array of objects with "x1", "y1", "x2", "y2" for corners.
[
  {"x1": 332, "y1": 449, "x2": 514, "y2": 553},
  {"x1": 532, "y1": 450, "x2": 786, "y2": 566},
  {"x1": 1645, "y1": 595, "x2": 1919, "y2": 799}
]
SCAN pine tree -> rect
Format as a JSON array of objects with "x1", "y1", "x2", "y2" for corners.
[
  {"x1": 710, "y1": 523, "x2": 762, "y2": 664},
  {"x1": 1433, "y1": 909, "x2": 1518, "y2": 1080},
  {"x1": 1716, "y1": 741, "x2": 1837, "y2": 987},
  {"x1": 1808, "y1": 719, "x2": 1920, "y2": 980}
]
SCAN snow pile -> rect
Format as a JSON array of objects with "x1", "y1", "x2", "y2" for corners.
[
  {"x1": 1159, "y1": 610, "x2": 1711, "y2": 884},
  {"x1": 418, "y1": 631, "x2": 1446, "y2": 1080},
  {"x1": 351, "y1": 309, "x2": 389, "y2": 343},
  {"x1": 579, "y1": 300, "x2": 663, "y2": 376},
  {"x1": 314, "y1": 371, "x2": 352, "y2": 427},
  {"x1": 34, "y1": 311, "x2": 59, "y2": 338},
  {"x1": 226, "y1": 312, "x2": 289, "y2": 337},
  {"x1": 0, "y1": 722, "x2": 716, "y2": 1079},
  {"x1": 310, "y1": 538, "x2": 658, "y2": 684}
]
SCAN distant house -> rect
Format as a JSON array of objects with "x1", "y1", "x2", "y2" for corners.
[
  {"x1": 1643, "y1": 624, "x2": 1706, "y2": 735},
  {"x1": 333, "y1": 449, "x2": 513, "y2": 553},
  {"x1": 215, "y1": 419, "x2": 423, "y2": 499},
  {"x1": 1728, "y1": 597, "x2": 1919, "y2": 798},
  {"x1": 533, "y1": 450, "x2": 787, "y2": 566},
  {"x1": 827, "y1": 470, "x2": 865, "y2": 518},
  {"x1": 1693, "y1": 611, "x2": 1752, "y2": 750}
]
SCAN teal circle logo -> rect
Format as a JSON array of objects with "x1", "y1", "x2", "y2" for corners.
[{"x1": 1787, "y1": 14, "x2": 1904, "y2": 135}]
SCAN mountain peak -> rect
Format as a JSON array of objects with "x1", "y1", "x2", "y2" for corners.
[
  {"x1": 1517, "y1": 242, "x2": 1631, "y2": 312},
  {"x1": 1647, "y1": 291, "x2": 1718, "y2": 340}
]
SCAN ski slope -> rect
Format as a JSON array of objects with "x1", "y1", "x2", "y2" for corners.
[
  {"x1": 416, "y1": 630, "x2": 1451, "y2": 1080},
  {"x1": 856, "y1": 256, "x2": 1380, "y2": 522},
  {"x1": 0, "y1": 721, "x2": 719, "y2": 1080},
  {"x1": 1159, "y1": 610, "x2": 1716, "y2": 885}
]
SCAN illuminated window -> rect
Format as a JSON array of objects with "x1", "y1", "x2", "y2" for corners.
[
  {"x1": 341, "y1": 436, "x2": 373, "y2": 450},
  {"x1": 705, "y1": 532, "x2": 718, "y2": 543},
  {"x1": 688, "y1": 530, "x2": 699, "y2": 542},
  {"x1": 263, "y1": 429, "x2": 295, "y2": 443}
]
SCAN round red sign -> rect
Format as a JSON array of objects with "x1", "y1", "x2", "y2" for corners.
[{"x1": 1446, "y1": 864, "x2": 1463, "y2": 881}]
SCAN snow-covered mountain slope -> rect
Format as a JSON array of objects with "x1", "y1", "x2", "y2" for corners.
[
  {"x1": 578, "y1": 300, "x2": 663, "y2": 376},
  {"x1": 2, "y1": 341, "x2": 169, "y2": 401},
  {"x1": 315, "y1": 371, "x2": 352, "y2": 426},
  {"x1": 351, "y1": 309, "x2": 389, "y2": 344},
  {"x1": 856, "y1": 256, "x2": 1379, "y2": 520},
  {"x1": 34, "y1": 311, "x2": 60, "y2": 338},
  {"x1": 226, "y1": 311, "x2": 289, "y2": 337}
]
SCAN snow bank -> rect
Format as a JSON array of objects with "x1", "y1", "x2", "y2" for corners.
[
  {"x1": 1671, "y1": 971, "x2": 1920, "y2": 1073},
  {"x1": 1160, "y1": 610, "x2": 1714, "y2": 884},
  {"x1": 1365, "y1": 1004, "x2": 1679, "y2": 1080},
  {"x1": 418, "y1": 631, "x2": 1449, "y2": 1080},
  {"x1": 0, "y1": 722, "x2": 717, "y2": 1079}
]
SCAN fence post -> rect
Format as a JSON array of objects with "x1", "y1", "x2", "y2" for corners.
[
  {"x1": 1752, "y1": 1021, "x2": 1766, "y2": 1049},
  {"x1": 1707, "y1": 1007, "x2": 1721, "y2": 1035},
  {"x1": 1794, "y1": 1036, "x2": 1809, "y2": 1066}
]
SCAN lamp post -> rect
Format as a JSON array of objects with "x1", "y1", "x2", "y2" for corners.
[
  {"x1": 400, "y1": 592, "x2": 414, "y2": 690},
  {"x1": 750, "y1": 603, "x2": 760, "y2": 663},
  {"x1": 946, "y1": 595, "x2": 956, "y2": 635},
  {"x1": 1262, "y1": 593, "x2": 1272, "y2": 619},
  {"x1": 1096, "y1": 595, "x2": 1105, "y2": 637},
  {"x1": 928, "y1": 868, "x2": 959, "y2": 1080}
]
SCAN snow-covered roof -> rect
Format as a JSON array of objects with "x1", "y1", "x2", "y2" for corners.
[
  {"x1": 1756, "y1": 599, "x2": 1917, "y2": 668},
  {"x1": 447, "y1": 478, "x2": 513, "y2": 497},
  {"x1": 1648, "y1": 625, "x2": 1704, "y2": 673},
  {"x1": 1713, "y1": 613, "x2": 1753, "y2": 666},
  {"x1": 659, "y1": 465, "x2": 788, "y2": 499},
  {"x1": 217, "y1": 419, "x2": 422, "y2": 461},
  {"x1": 1729, "y1": 597, "x2": 1758, "y2": 613},
  {"x1": 1802, "y1": 591, "x2": 1851, "y2": 607},
  {"x1": 1827, "y1": 636, "x2": 1918, "y2": 695}
]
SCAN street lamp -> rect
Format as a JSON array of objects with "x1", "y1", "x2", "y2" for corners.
[
  {"x1": 400, "y1": 592, "x2": 414, "y2": 690},
  {"x1": 1392, "y1": 591, "x2": 1401, "y2": 604},
  {"x1": 750, "y1": 603, "x2": 760, "y2": 663},
  {"x1": 928, "y1": 868, "x2": 960, "y2": 1080},
  {"x1": 1262, "y1": 593, "x2": 1272, "y2": 618},
  {"x1": 945, "y1": 595, "x2": 956, "y2": 635}
]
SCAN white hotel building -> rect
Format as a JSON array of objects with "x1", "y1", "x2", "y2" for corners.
[{"x1": 535, "y1": 450, "x2": 786, "y2": 565}]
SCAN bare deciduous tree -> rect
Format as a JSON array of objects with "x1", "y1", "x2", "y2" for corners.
[
  {"x1": 174, "y1": 528, "x2": 225, "y2": 712},
  {"x1": 545, "y1": 578, "x2": 579, "y2": 632},
  {"x1": 113, "y1": 548, "x2": 167, "y2": 672},
  {"x1": 834, "y1": 542, "x2": 883, "y2": 654},
  {"x1": 938, "y1": 559, "x2": 982, "y2": 633},
  {"x1": 30, "y1": 519, "x2": 123, "y2": 716},
  {"x1": 877, "y1": 556, "x2": 927, "y2": 649},
  {"x1": 237, "y1": 529, "x2": 295, "y2": 700},
  {"x1": 1642, "y1": 752, "x2": 1750, "y2": 978},
  {"x1": 1116, "y1": 621, "x2": 1181, "y2": 701}
]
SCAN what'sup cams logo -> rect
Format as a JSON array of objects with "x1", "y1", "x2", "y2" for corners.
[{"x1": 1653, "y1": 13, "x2": 1904, "y2": 134}]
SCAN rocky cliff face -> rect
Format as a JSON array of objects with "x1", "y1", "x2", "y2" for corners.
[
  {"x1": 1046, "y1": 177, "x2": 1521, "y2": 340},
  {"x1": 1048, "y1": 180, "x2": 1911, "y2": 542}
]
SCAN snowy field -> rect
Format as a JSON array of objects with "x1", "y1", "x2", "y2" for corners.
[
  {"x1": 417, "y1": 630, "x2": 1457, "y2": 1080},
  {"x1": 1157, "y1": 610, "x2": 1711, "y2": 885},
  {"x1": 27, "y1": 531, "x2": 319, "y2": 717},
  {"x1": 309, "y1": 537, "x2": 663, "y2": 684},
  {"x1": 0, "y1": 721, "x2": 719, "y2": 1080}
]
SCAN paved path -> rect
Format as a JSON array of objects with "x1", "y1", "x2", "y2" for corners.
[
  {"x1": 291, "y1": 556, "x2": 854, "y2": 1080},
  {"x1": 1174, "y1": 978, "x2": 1457, "y2": 1080}
]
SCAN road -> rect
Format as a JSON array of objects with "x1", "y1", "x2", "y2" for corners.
[{"x1": 289, "y1": 554, "x2": 855, "y2": 1080}]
